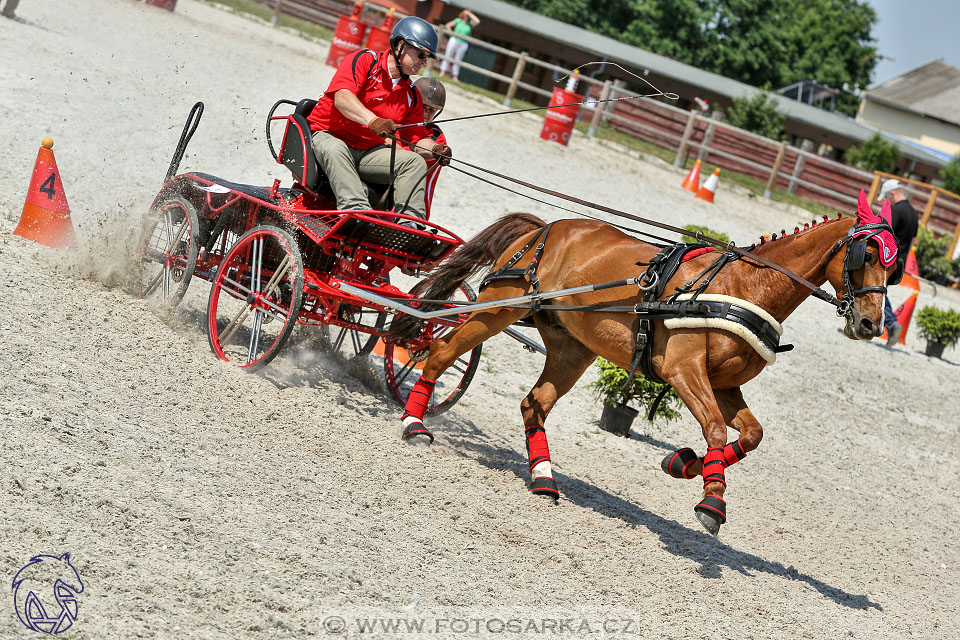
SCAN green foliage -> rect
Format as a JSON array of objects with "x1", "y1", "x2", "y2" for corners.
[
  {"x1": 682, "y1": 224, "x2": 730, "y2": 246},
  {"x1": 587, "y1": 358, "x2": 684, "y2": 422},
  {"x1": 722, "y1": 92, "x2": 785, "y2": 140},
  {"x1": 915, "y1": 226, "x2": 956, "y2": 280},
  {"x1": 914, "y1": 306, "x2": 960, "y2": 347},
  {"x1": 940, "y1": 154, "x2": 960, "y2": 196},
  {"x1": 501, "y1": 0, "x2": 878, "y2": 90},
  {"x1": 845, "y1": 134, "x2": 901, "y2": 172}
]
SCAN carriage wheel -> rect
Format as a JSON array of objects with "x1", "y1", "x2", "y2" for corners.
[
  {"x1": 135, "y1": 196, "x2": 199, "y2": 306},
  {"x1": 383, "y1": 283, "x2": 482, "y2": 416},
  {"x1": 319, "y1": 305, "x2": 388, "y2": 361},
  {"x1": 206, "y1": 225, "x2": 304, "y2": 371}
]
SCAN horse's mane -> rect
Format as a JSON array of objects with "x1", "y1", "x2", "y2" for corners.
[{"x1": 755, "y1": 213, "x2": 845, "y2": 247}]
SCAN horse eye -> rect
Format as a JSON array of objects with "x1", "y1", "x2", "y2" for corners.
[{"x1": 863, "y1": 252, "x2": 876, "y2": 266}]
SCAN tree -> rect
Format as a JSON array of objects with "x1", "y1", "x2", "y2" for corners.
[
  {"x1": 501, "y1": 0, "x2": 879, "y2": 91},
  {"x1": 845, "y1": 134, "x2": 901, "y2": 172},
  {"x1": 723, "y1": 91, "x2": 786, "y2": 139},
  {"x1": 940, "y1": 154, "x2": 960, "y2": 195}
]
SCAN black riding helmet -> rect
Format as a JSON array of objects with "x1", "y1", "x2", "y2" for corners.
[
  {"x1": 414, "y1": 76, "x2": 446, "y2": 119},
  {"x1": 389, "y1": 16, "x2": 439, "y2": 68}
]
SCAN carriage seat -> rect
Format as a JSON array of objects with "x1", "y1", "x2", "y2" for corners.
[
  {"x1": 278, "y1": 98, "x2": 394, "y2": 211},
  {"x1": 279, "y1": 99, "x2": 323, "y2": 192}
]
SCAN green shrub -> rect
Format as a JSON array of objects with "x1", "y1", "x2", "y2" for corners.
[
  {"x1": 587, "y1": 358, "x2": 684, "y2": 422},
  {"x1": 915, "y1": 226, "x2": 955, "y2": 281},
  {"x1": 682, "y1": 224, "x2": 731, "y2": 246},
  {"x1": 723, "y1": 91, "x2": 786, "y2": 140},
  {"x1": 914, "y1": 306, "x2": 960, "y2": 347},
  {"x1": 845, "y1": 134, "x2": 901, "y2": 172},
  {"x1": 940, "y1": 153, "x2": 960, "y2": 195}
]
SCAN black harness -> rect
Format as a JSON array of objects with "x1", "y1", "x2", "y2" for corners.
[{"x1": 824, "y1": 220, "x2": 901, "y2": 317}]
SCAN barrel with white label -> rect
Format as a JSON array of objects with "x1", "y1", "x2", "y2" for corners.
[{"x1": 540, "y1": 87, "x2": 580, "y2": 146}]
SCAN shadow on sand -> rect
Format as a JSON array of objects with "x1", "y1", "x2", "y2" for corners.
[{"x1": 442, "y1": 423, "x2": 882, "y2": 612}]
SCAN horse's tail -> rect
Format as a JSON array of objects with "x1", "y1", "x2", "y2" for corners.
[{"x1": 390, "y1": 212, "x2": 547, "y2": 337}]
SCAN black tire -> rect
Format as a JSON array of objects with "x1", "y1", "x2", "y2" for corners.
[{"x1": 135, "y1": 196, "x2": 199, "y2": 306}]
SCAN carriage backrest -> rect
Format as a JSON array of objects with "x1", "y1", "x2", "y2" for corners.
[{"x1": 279, "y1": 99, "x2": 320, "y2": 191}]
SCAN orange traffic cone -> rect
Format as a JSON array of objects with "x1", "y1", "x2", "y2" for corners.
[
  {"x1": 13, "y1": 138, "x2": 76, "y2": 248},
  {"x1": 681, "y1": 159, "x2": 701, "y2": 193},
  {"x1": 696, "y1": 169, "x2": 720, "y2": 203},
  {"x1": 880, "y1": 288, "x2": 919, "y2": 345},
  {"x1": 904, "y1": 246, "x2": 919, "y2": 277}
]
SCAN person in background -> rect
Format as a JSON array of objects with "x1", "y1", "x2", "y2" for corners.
[
  {"x1": 2, "y1": 0, "x2": 20, "y2": 19},
  {"x1": 439, "y1": 9, "x2": 479, "y2": 81},
  {"x1": 876, "y1": 178, "x2": 919, "y2": 346},
  {"x1": 306, "y1": 16, "x2": 451, "y2": 221},
  {"x1": 409, "y1": 76, "x2": 449, "y2": 218}
]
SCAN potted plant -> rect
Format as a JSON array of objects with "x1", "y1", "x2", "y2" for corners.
[
  {"x1": 915, "y1": 226, "x2": 954, "y2": 285},
  {"x1": 914, "y1": 305, "x2": 960, "y2": 358},
  {"x1": 587, "y1": 358, "x2": 684, "y2": 436}
]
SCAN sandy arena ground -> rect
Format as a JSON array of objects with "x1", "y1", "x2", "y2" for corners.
[{"x1": 1, "y1": 1, "x2": 958, "y2": 638}]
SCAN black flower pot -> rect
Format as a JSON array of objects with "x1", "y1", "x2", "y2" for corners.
[
  {"x1": 599, "y1": 403, "x2": 639, "y2": 437},
  {"x1": 925, "y1": 340, "x2": 946, "y2": 358}
]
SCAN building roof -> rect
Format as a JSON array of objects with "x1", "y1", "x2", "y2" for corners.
[
  {"x1": 864, "y1": 60, "x2": 960, "y2": 127},
  {"x1": 450, "y1": 0, "x2": 948, "y2": 167}
]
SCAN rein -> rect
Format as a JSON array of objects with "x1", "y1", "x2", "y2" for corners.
[{"x1": 440, "y1": 153, "x2": 845, "y2": 311}]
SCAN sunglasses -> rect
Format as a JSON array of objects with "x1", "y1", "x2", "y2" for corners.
[{"x1": 415, "y1": 51, "x2": 429, "y2": 60}]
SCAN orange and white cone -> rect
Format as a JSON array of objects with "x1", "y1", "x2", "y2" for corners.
[
  {"x1": 904, "y1": 246, "x2": 919, "y2": 277},
  {"x1": 696, "y1": 169, "x2": 720, "y2": 203},
  {"x1": 681, "y1": 159, "x2": 701, "y2": 193},
  {"x1": 13, "y1": 138, "x2": 76, "y2": 249}
]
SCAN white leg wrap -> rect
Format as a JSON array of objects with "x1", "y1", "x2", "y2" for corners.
[
  {"x1": 402, "y1": 415, "x2": 423, "y2": 428},
  {"x1": 531, "y1": 460, "x2": 553, "y2": 479}
]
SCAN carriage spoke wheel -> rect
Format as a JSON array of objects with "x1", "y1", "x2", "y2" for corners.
[
  {"x1": 135, "y1": 196, "x2": 199, "y2": 306},
  {"x1": 206, "y1": 225, "x2": 304, "y2": 371},
  {"x1": 383, "y1": 283, "x2": 482, "y2": 416},
  {"x1": 320, "y1": 305, "x2": 388, "y2": 361}
]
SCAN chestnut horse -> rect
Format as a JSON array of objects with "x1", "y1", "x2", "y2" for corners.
[{"x1": 394, "y1": 195, "x2": 899, "y2": 535}]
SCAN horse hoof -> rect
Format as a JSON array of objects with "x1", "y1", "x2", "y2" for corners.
[
  {"x1": 661, "y1": 447, "x2": 699, "y2": 479},
  {"x1": 694, "y1": 495, "x2": 727, "y2": 536},
  {"x1": 529, "y1": 476, "x2": 560, "y2": 502},
  {"x1": 401, "y1": 422, "x2": 434, "y2": 446}
]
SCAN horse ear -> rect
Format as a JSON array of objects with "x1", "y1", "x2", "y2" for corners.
[
  {"x1": 879, "y1": 198, "x2": 893, "y2": 225},
  {"x1": 856, "y1": 189, "x2": 871, "y2": 220}
]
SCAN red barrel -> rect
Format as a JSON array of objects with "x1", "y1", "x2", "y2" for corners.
[
  {"x1": 326, "y1": 3, "x2": 368, "y2": 68},
  {"x1": 540, "y1": 87, "x2": 581, "y2": 146},
  {"x1": 144, "y1": 0, "x2": 176, "y2": 11},
  {"x1": 365, "y1": 9, "x2": 395, "y2": 53}
]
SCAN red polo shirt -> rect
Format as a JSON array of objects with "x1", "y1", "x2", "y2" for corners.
[
  {"x1": 308, "y1": 48, "x2": 430, "y2": 150},
  {"x1": 401, "y1": 123, "x2": 446, "y2": 218}
]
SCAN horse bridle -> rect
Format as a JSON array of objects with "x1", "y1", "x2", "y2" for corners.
[{"x1": 824, "y1": 220, "x2": 902, "y2": 317}]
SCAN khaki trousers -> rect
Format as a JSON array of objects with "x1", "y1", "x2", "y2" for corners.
[{"x1": 311, "y1": 131, "x2": 428, "y2": 219}]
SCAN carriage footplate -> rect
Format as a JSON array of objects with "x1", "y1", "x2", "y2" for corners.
[
  {"x1": 694, "y1": 495, "x2": 727, "y2": 535},
  {"x1": 529, "y1": 477, "x2": 559, "y2": 501},
  {"x1": 661, "y1": 447, "x2": 701, "y2": 479},
  {"x1": 401, "y1": 416, "x2": 434, "y2": 446}
]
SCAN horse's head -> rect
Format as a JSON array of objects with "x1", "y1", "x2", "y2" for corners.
[{"x1": 825, "y1": 190, "x2": 903, "y2": 340}]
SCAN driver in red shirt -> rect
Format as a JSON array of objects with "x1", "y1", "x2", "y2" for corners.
[{"x1": 307, "y1": 16, "x2": 451, "y2": 221}]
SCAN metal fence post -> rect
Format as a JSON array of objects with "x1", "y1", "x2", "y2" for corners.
[
  {"x1": 764, "y1": 140, "x2": 789, "y2": 199},
  {"x1": 587, "y1": 80, "x2": 612, "y2": 138},
  {"x1": 674, "y1": 109, "x2": 698, "y2": 167},
  {"x1": 503, "y1": 52, "x2": 528, "y2": 107}
]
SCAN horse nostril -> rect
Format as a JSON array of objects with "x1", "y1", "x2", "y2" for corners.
[{"x1": 858, "y1": 317, "x2": 878, "y2": 337}]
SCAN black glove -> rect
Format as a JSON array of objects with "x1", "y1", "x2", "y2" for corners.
[
  {"x1": 432, "y1": 143, "x2": 452, "y2": 166},
  {"x1": 368, "y1": 117, "x2": 397, "y2": 137}
]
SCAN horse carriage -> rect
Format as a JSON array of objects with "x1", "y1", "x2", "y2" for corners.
[
  {"x1": 136, "y1": 100, "x2": 903, "y2": 536},
  {"x1": 135, "y1": 101, "x2": 541, "y2": 415}
]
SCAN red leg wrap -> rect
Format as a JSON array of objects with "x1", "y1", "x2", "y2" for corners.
[
  {"x1": 721, "y1": 439, "x2": 747, "y2": 467},
  {"x1": 702, "y1": 446, "x2": 727, "y2": 488},
  {"x1": 525, "y1": 425, "x2": 550, "y2": 472},
  {"x1": 402, "y1": 378, "x2": 436, "y2": 421}
]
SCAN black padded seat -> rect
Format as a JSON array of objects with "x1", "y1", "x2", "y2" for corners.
[{"x1": 190, "y1": 172, "x2": 300, "y2": 204}]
